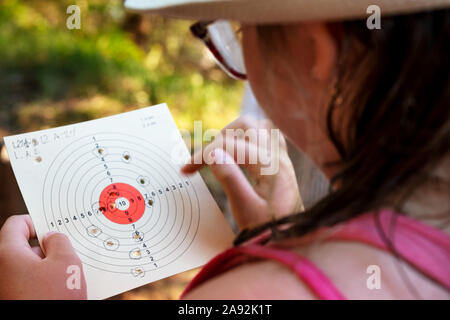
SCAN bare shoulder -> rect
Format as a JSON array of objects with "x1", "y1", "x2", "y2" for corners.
[
  {"x1": 182, "y1": 257, "x2": 316, "y2": 300},
  {"x1": 297, "y1": 240, "x2": 450, "y2": 299},
  {"x1": 183, "y1": 240, "x2": 450, "y2": 300}
]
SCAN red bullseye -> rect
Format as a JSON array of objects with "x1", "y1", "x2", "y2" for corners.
[{"x1": 99, "y1": 183, "x2": 145, "y2": 224}]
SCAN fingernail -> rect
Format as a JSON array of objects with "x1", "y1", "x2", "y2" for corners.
[
  {"x1": 180, "y1": 165, "x2": 192, "y2": 175},
  {"x1": 211, "y1": 148, "x2": 226, "y2": 165}
]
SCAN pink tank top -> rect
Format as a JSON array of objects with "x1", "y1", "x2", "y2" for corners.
[{"x1": 181, "y1": 209, "x2": 450, "y2": 299}]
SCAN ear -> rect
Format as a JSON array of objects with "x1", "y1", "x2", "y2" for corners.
[{"x1": 305, "y1": 22, "x2": 339, "y2": 83}]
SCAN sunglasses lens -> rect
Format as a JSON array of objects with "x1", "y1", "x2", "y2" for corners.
[{"x1": 207, "y1": 20, "x2": 246, "y2": 79}]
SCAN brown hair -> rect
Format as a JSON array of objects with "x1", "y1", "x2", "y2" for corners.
[{"x1": 234, "y1": 9, "x2": 450, "y2": 245}]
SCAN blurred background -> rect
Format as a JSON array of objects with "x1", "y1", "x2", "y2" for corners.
[{"x1": 0, "y1": 0, "x2": 245, "y2": 299}]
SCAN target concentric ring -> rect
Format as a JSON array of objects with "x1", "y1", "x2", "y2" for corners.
[
  {"x1": 42, "y1": 132, "x2": 200, "y2": 274},
  {"x1": 98, "y1": 183, "x2": 146, "y2": 225}
]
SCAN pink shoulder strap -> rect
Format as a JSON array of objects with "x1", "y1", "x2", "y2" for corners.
[
  {"x1": 180, "y1": 242, "x2": 346, "y2": 299},
  {"x1": 326, "y1": 209, "x2": 450, "y2": 290},
  {"x1": 235, "y1": 244, "x2": 346, "y2": 299},
  {"x1": 181, "y1": 210, "x2": 450, "y2": 299}
]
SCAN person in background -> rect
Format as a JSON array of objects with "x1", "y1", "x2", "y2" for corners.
[{"x1": 0, "y1": 0, "x2": 449, "y2": 299}]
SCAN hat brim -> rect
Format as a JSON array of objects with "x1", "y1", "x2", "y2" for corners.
[{"x1": 124, "y1": 0, "x2": 450, "y2": 23}]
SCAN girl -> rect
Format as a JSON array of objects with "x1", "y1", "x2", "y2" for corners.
[{"x1": 1, "y1": 0, "x2": 449, "y2": 299}]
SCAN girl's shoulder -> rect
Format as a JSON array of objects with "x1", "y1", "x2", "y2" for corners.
[{"x1": 182, "y1": 210, "x2": 450, "y2": 300}]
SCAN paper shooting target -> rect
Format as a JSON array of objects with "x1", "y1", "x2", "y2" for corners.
[{"x1": 41, "y1": 132, "x2": 200, "y2": 276}]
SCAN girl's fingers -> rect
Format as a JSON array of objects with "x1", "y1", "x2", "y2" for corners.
[
  {"x1": 0, "y1": 215, "x2": 42, "y2": 262},
  {"x1": 182, "y1": 135, "x2": 265, "y2": 174},
  {"x1": 182, "y1": 116, "x2": 264, "y2": 174},
  {"x1": 209, "y1": 148, "x2": 265, "y2": 222},
  {"x1": 42, "y1": 232, "x2": 80, "y2": 263},
  {"x1": 0, "y1": 215, "x2": 36, "y2": 248}
]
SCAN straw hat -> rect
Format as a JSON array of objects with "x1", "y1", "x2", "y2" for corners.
[{"x1": 124, "y1": 0, "x2": 450, "y2": 23}]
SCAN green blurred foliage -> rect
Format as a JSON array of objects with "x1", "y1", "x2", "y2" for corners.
[{"x1": 0, "y1": 0, "x2": 243, "y2": 133}]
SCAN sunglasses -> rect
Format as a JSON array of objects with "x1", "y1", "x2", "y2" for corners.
[{"x1": 190, "y1": 20, "x2": 247, "y2": 80}]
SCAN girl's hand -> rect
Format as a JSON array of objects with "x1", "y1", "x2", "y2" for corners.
[
  {"x1": 0, "y1": 215, "x2": 87, "y2": 299},
  {"x1": 182, "y1": 116, "x2": 303, "y2": 230}
]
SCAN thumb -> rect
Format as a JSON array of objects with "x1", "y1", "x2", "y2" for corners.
[
  {"x1": 42, "y1": 232, "x2": 78, "y2": 261},
  {"x1": 209, "y1": 149, "x2": 264, "y2": 217}
]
